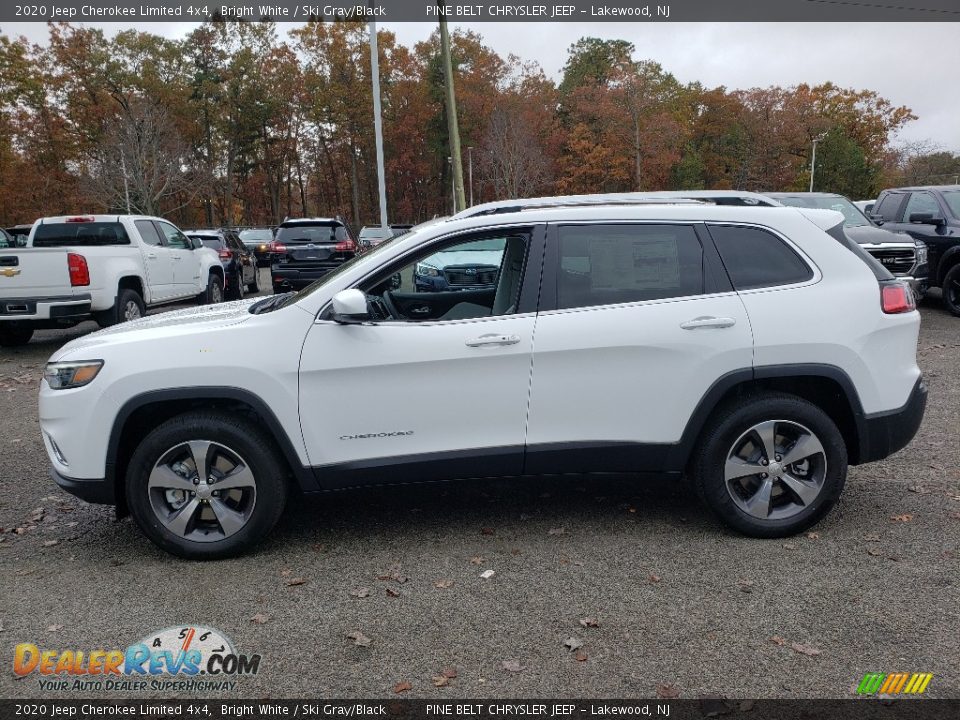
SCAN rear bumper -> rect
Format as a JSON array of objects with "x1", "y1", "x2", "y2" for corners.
[
  {"x1": 50, "y1": 466, "x2": 114, "y2": 505},
  {"x1": 858, "y1": 377, "x2": 927, "y2": 464},
  {"x1": 271, "y1": 264, "x2": 345, "y2": 289},
  {"x1": 0, "y1": 294, "x2": 92, "y2": 322}
]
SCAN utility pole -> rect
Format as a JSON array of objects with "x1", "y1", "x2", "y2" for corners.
[
  {"x1": 369, "y1": 20, "x2": 388, "y2": 230},
  {"x1": 467, "y1": 146, "x2": 474, "y2": 207},
  {"x1": 438, "y1": 4, "x2": 466, "y2": 214},
  {"x1": 119, "y1": 147, "x2": 132, "y2": 214},
  {"x1": 810, "y1": 134, "x2": 826, "y2": 192}
]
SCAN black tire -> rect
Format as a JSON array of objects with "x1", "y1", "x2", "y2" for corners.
[
  {"x1": 247, "y1": 266, "x2": 260, "y2": 294},
  {"x1": 942, "y1": 264, "x2": 960, "y2": 317},
  {"x1": 95, "y1": 288, "x2": 145, "y2": 328},
  {"x1": 227, "y1": 269, "x2": 245, "y2": 301},
  {"x1": 692, "y1": 392, "x2": 847, "y2": 538},
  {"x1": 125, "y1": 411, "x2": 288, "y2": 560},
  {"x1": 0, "y1": 323, "x2": 34, "y2": 347},
  {"x1": 198, "y1": 273, "x2": 224, "y2": 305}
]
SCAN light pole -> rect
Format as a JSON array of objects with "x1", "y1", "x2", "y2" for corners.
[
  {"x1": 369, "y1": 21, "x2": 388, "y2": 230},
  {"x1": 448, "y1": 156, "x2": 455, "y2": 215},
  {"x1": 467, "y1": 146, "x2": 474, "y2": 207},
  {"x1": 810, "y1": 134, "x2": 826, "y2": 192}
]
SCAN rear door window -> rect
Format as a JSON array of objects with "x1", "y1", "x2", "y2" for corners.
[
  {"x1": 33, "y1": 222, "x2": 130, "y2": 247},
  {"x1": 135, "y1": 220, "x2": 163, "y2": 247},
  {"x1": 555, "y1": 224, "x2": 704, "y2": 309},
  {"x1": 709, "y1": 225, "x2": 813, "y2": 290},
  {"x1": 874, "y1": 193, "x2": 906, "y2": 222}
]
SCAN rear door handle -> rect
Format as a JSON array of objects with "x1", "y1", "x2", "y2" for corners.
[
  {"x1": 146, "y1": 253, "x2": 158, "y2": 259},
  {"x1": 680, "y1": 316, "x2": 736, "y2": 330},
  {"x1": 465, "y1": 334, "x2": 521, "y2": 347}
]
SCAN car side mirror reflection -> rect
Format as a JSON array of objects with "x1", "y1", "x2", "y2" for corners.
[{"x1": 331, "y1": 289, "x2": 369, "y2": 324}]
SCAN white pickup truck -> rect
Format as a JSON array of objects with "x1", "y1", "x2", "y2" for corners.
[{"x1": 0, "y1": 215, "x2": 224, "y2": 347}]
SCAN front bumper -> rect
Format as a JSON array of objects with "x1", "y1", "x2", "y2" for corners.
[
  {"x1": 858, "y1": 377, "x2": 927, "y2": 464},
  {"x1": 50, "y1": 466, "x2": 114, "y2": 505}
]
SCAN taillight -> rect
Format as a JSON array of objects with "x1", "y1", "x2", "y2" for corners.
[
  {"x1": 218, "y1": 248, "x2": 233, "y2": 260},
  {"x1": 881, "y1": 281, "x2": 915, "y2": 314},
  {"x1": 268, "y1": 241, "x2": 287, "y2": 253},
  {"x1": 65, "y1": 216, "x2": 94, "y2": 223},
  {"x1": 334, "y1": 239, "x2": 357, "y2": 253},
  {"x1": 67, "y1": 253, "x2": 89, "y2": 286}
]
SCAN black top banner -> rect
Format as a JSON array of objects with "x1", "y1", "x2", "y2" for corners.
[{"x1": 1, "y1": 0, "x2": 959, "y2": 23}]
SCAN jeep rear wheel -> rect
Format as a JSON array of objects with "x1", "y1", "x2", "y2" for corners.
[
  {"x1": 692, "y1": 393, "x2": 847, "y2": 537},
  {"x1": 125, "y1": 411, "x2": 288, "y2": 560}
]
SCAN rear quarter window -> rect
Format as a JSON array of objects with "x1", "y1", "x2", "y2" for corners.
[
  {"x1": 33, "y1": 222, "x2": 131, "y2": 247},
  {"x1": 709, "y1": 224, "x2": 813, "y2": 290}
]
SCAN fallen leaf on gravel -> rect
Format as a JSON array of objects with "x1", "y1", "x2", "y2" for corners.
[
  {"x1": 648, "y1": 574, "x2": 661, "y2": 584},
  {"x1": 42, "y1": 540, "x2": 58, "y2": 547},
  {"x1": 480, "y1": 569, "x2": 496, "y2": 579},
  {"x1": 579, "y1": 617, "x2": 600, "y2": 628},
  {"x1": 502, "y1": 659, "x2": 523, "y2": 673},
  {"x1": 563, "y1": 636, "x2": 583, "y2": 651},
  {"x1": 655, "y1": 683, "x2": 680, "y2": 699},
  {"x1": 432, "y1": 675, "x2": 449, "y2": 687},
  {"x1": 377, "y1": 565, "x2": 409, "y2": 584},
  {"x1": 890, "y1": 514, "x2": 913, "y2": 522},
  {"x1": 864, "y1": 533, "x2": 881, "y2": 541},
  {"x1": 351, "y1": 587, "x2": 371, "y2": 598},
  {"x1": 393, "y1": 681, "x2": 411, "y2": 694},
  {"x1": 13, "y1": 528, "x2": 27, "y2": 535},
  {"x1": 806, "y1": 532, "x2": 820, "y2": 540},
  {"x1": 285, "y1": 577, "x2": 307, "y2": 586},
  {"x1": 434, "y1": 580, "x2": 454, "y2": 589},
  {"x1": 47, "y1": 625, "x2": 63, "y2": 633},
  {"x1": 867, "y1": 548, "x2": 883, "y2": 556},
  {"x1": 470, "y1": 556, "x2": 485, "y2": 565},
  {"x1": 280, "y1": 569, "x2": 291, "y2": 577},
  {"x1": 510, "y1": 548, "x2": 523, "y2": 556},
  {"x1": 548, "y1": 527, "x2": 566, "y2": 535},
  {"x1": 737, "y1": 579, "x2": 754, "y2": 593},
  {"x1": 481, "y1": 527, "x2": 495, "y2": 535},
  {"x1": 347, "y1": 631, "x2": 372, "y2": 647},
  {"x1": 782, "y1": 543, "x2": 796, "y2": 550},
  {"x1": 386, "y1": 587, "x2": 400, "y2": 598},
  {"x1": 949, "y1": 512, "x2": 960, "y2": 520},
  {"x1": 907, "y1": 485, "x2": 929, "y2": 495},
  {"x1": 575, "y1": 650, "x2": 588, "y2": 662},
  {"x1": 627, "y1": 506, "x2": 637, "y2": 513},
  {"x1": 441, "y1": 667, "x2": 457, "y2": 679},
  {"x1": 790, "y1": 642, "x2": 821, "y2": 656},
  {"x1": 769, "y1": 636, "x2": 786, "y2": 646},
  {"x1": 250, "y1": 613, "x2": 270, "y2": 625}
]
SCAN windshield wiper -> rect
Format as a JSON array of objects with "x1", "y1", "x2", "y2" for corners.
[{"x1": 249, "y1": 292, "x2": 295, "y2": 315}]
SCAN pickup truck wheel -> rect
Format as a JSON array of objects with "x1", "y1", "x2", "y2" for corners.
[
  {"x1": 96, "y1": 288, "x2": 145, "y2": 327},
  {"x1": 198, "y1": 274, "x2": 224, "y2": 305},
  {"x1": 0, "y1": 324, "x2": 34, "y2": 347},
  {"x1": 125, "y1": 411, "x2": 288, "y2": 560},
  {"x1": 942, "y1": 264, "x2": 960, "y2": 317},
  {"x1": 247, "y1": 267, "x2": 260, "y2": 294},
  {"x1": 692, "y1": 393, "x2": 847, "y2": 538},
  {"x1": 228, "y1": 271, "x2": 245, "y2": 301}
]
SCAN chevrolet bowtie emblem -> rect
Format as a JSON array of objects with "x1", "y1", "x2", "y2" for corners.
[{"x1": 0, "y1": 267, "x2": 21, "y2": 277}]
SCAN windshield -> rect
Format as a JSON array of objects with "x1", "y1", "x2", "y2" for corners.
[
  {"x1": 775, "y1": 195, "x2": 869, "y2": 227},
  {"x1": 942, "y1": 191, "x2": 960, "y2": 218},
  {"x1": 188, "y1": 235, "x2": 223, "y2": 249},
  {"x1": 239, "y1": 229, "x2": 273, "y2": 243},
  {"x1": 275, "y1": 223, "x2": 347, "y2": 244}
]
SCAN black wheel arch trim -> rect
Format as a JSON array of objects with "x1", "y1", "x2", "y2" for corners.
[{"x1": 106, "y1": 387, "x2": 319, "y2": 510}]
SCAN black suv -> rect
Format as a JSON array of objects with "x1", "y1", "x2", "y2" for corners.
[
  {"x1": 872, "y1": 186, "x2": 960, "y2": 316},
  {"x1": 269, "y1": 218, "x2": 356, "y2": 293},
  {"x1": 185, "y1": 229, "x2": 260, "y2": 300}
]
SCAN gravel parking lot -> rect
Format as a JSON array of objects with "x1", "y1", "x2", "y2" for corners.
[{"x1": 1, "y1": 278, "x2": 957, "y2": 699}]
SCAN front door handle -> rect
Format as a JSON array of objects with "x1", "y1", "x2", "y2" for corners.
[
  {"x1": 410, "y1": 306, "x2": 431, "y2": 315},
  {"x1": 680, "y1": 316, "x2": 736, "y2": 330},
  {"x1": 146, "y1": 253, "x2": 158, "y2": 259},
  {"x1": 465, "y1": 334, "x2": 521, "y2": 347}
]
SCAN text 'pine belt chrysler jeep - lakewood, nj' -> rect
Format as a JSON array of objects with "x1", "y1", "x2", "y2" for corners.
[
  {"x1": 0, "y1": 215, "x2": 225, "y2": 347},
  {"x1": 38, "y1": 199, "x2": 926, "y2": 559}
]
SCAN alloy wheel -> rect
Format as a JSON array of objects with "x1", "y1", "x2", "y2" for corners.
[
  {"x1": 147, "y1": 440, "x2": 257, "y2": 542},
  {"x1": 724, "y1": 419, "x2": 827, "y2": 520},
  {"x1": 212, "y1": 282, "x2": 223, "y2": 304},
  {"x1": 123, "y1": 300, "x2": 141, "y2": 321}
]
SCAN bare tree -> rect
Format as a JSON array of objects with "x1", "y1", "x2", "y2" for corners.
[
  {"x1": 480, "y1": 104, "x2": 550, "y2": 200},
  {"x1": 84, "y1": 98, "x2": 201, "y2": 215}
]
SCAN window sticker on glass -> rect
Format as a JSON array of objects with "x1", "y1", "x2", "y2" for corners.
[{"x1": 588, "y1": 235, "x2": 680, "y2": 290}]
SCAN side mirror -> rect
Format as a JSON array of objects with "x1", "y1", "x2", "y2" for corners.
[
  {"x1": 330, "y1": 289, "x2": 369, "y2": 324},
  {"x1": 909, "y1": 212, "x2": 945, "y2": 226},
  {"x1": 869, "y1": 213, "x2": 884, "y2": 225}
]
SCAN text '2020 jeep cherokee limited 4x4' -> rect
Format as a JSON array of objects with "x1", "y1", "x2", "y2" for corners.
[{"x1": 39, "y1": 200, "x2": 926, "y2": 559}]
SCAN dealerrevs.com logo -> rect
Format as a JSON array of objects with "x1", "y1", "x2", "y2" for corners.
[{"x1": 13, "y1": 625, "x2": 260, "y2": 692}]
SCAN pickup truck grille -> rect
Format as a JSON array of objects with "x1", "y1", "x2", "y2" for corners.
[
  {"x1": 444, "y1": 267, "x2": 498, "y2": 287},
  {"x1": 867, "y1": 248, "x2": 915, "y2": 275}
]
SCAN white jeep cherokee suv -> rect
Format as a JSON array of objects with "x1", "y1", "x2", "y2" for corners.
[{"x1": 39, "y1": 201, "x2": 926, "y2": 559}]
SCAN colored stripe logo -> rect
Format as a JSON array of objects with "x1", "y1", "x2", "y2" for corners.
[{"x1": 857, "y1": 673, "x2": 933, "y2": 695}]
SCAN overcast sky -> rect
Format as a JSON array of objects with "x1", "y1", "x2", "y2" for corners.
[{"x1": 4, "y1": 21, "x2": 958, "y2": 152}]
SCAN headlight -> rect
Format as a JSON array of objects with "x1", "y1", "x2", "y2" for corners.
[
  {"x1": 43, "y1": 360, "x2": 104, "y2": 389},
  {"x1": 416, "y1": 263, "x2": 441, "y2": 277},
  {"x1": 915, "y1": 241, "x2": 928, "y2": 264}
]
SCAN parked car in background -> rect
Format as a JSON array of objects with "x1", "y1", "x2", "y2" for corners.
[
  {"x1": 413, "y1": 236, "x2": 506, "y2": 293},
  {"x1": 4, "y1": 225, "x2": 32, "y2": 247},
  {"x1": 0, "y1": 228, "x2": 15, "y2": 248},
  {"x1": 854, "y1": 200, "x2": 875, "y2": 215},
  {"x1": 39, "y1": 200, "x2": 925, "y2": 558},
  {"x1": 268, "y1": 218, "x2": 356, "y2": 293},
  {"x1": 238, "y1": 227, "x2": 274, "y2": 267},
  {"x1": 869, "y1": 186, "x2": 960, "y2": 316},
  {"x1": 185, "y1": 229, "x2": 259, "y2": 300},
  {"x1": 0, "y1": 215, "x2": 224, "y2": 347},
  {"x1": 766, "y1": 192, "x2": 929, "y2": 298},
  {"x1": 357, "y1": 224, "x2": 413, "y2": 251}
]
